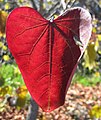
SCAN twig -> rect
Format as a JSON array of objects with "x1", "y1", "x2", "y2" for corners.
[
  {"x1": 70, "y1": 0, "x2": 77, "y2": 7},
  {"x1": 43, "y1": 1, "x2": 60, "y2": 18},
  {"x1": 30, "y1": 0, "x2": 37, "y2": 10},
  {"x1": 94, "y1": 0, "x2": 101, "y2": 8},
  {"x1": 61, "y1": 0, "x2": 66, "y2": 10},
  {"x1": 39, "y1": 0, "x2": 44, "y2": 14}
]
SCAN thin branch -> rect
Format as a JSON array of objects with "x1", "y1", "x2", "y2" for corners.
[
  {"x1": 39, "y1": 0, "x2": 44, "y2": 14},
  {"x1": 61, "y1": 0, "x2": 67, "y2": 10},
  {"x1": 43, "y1": 1, "x2": 60, "y2": 18},
  {"x1": 30, "y1": 0, "x2": 37, "y2": 10},
  {"x1": 70, "y1": 0, "x2": 77, "y2": 7},
  {"x1": 94, "y1": 0, "x2": 101, "y2": 8}
]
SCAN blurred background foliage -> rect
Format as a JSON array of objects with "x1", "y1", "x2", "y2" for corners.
[{"x1": 0, "y1": 0, "x2": 101, "y2": 120}]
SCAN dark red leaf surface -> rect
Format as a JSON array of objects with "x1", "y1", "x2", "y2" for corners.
[{"x1": 6, "y1": 7, "x2": 92, "y2": 112}]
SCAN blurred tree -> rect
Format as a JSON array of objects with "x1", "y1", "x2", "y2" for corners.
[{"x1": 0, "y1": 0, "x2": 101, "y2": 120}]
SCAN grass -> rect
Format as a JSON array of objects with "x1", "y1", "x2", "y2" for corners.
[
  {"x1": 0, "y1": 64, "x2": 101, "y2": 88},
  {"x1": 72, "y1": 71, "x2": 101, "y2": 86}
]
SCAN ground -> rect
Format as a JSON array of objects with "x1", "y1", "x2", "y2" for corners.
[{"x1": 0, "y1": 83, "x2": 101, "y2": 120}]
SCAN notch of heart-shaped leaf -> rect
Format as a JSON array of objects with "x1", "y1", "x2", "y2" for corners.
[{"x1": 6, "y1": 7, "x2": 92, "y2": 112}]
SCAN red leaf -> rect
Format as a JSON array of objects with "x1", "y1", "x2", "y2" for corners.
[{"x1": 6, "y1": 7, "x2": 92, "y2": 112}]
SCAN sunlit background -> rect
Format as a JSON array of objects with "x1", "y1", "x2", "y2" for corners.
[{"x1": 0, "y1": 0, "x2": 101, "y2": 120}]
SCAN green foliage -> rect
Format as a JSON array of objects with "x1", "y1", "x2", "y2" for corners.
[
  {"x1": 0, "y1": 64, "x2": 24, "y2": 88},
  {"x1": 0, "y1": 64, "x2": 29, "y2": 111},
  {"x1": 72, "y1": 71, "x2": 101, "y2": 86}
]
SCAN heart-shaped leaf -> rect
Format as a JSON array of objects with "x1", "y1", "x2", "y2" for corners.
[{"x1": 6, "y1": 7, "x2": 92, "y2": 112}]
